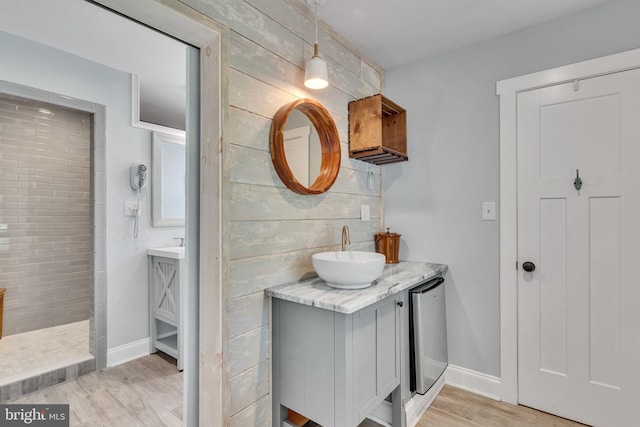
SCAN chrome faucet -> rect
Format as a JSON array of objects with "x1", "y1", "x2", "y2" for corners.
[
  {"x1": 174, "y1": 237, "x2": 185, "y2": 247},
  {"x1": 341, "y1": 225, "x2": 350, "y2": 251}
]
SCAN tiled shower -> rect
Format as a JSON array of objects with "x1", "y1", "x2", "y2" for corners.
[
  {"x1": 0, "y1": 93, "x2": 93, "y2": 394},
  {"x1": 0, "y1": 94, "x2": 91, "y2": 334}
]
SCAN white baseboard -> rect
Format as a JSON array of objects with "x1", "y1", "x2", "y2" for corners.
[
  {"x1": 444, "y1": 364, "x2": 501, "y2": 401},
  {"x1": 367, "y1": 365, "x2": 501, "y2": 426},
  {"x1": 107, "y1": 338, "x2": 150, "y2": 367},
  {"x1": 366, "y1": 375, "x2": 446, "y2": 427},
  {"x1": 406, "y1": 376, "x2": 446, "y2": 427}
]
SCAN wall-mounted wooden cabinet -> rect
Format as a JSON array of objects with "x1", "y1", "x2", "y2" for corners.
[{"x1": 349, "y1": 94, "x2": 407, "y2": 165}]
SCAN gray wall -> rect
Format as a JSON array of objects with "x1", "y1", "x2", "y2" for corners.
[
  {"x1": 0, "y1": 31, "x2": 185, "y2": 352},
  {"x1": 383, "y1": 0, "x2": 640, "y2": 377}
]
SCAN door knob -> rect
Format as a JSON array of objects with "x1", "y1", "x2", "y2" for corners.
[{"x1": 522, "y1": 261, "x2": 536, "y2": 272}]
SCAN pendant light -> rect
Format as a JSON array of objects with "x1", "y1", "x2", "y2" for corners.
[{"x1": 304, "y1": 0, "x2": 328, "y2": 89}]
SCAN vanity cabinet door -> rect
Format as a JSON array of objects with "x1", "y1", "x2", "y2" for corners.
[
  {"x1": 352, "y1": 295, "x2": 401, "y2": 422},
  {"x1": 150, "y1": 257, "x2": 179, "y2": 323}
]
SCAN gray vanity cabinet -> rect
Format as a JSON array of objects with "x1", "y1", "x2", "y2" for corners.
[
  {"x1": 272, "y1": 294, "x2": 403, "y2": 427},
  {"x1": 148, "y1": 254, "x2": 184, "y2": 371}
]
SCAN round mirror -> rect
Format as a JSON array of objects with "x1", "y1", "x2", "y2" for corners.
[{"x1": 270, "y1": 99, "x2": 341, "y2": 195}]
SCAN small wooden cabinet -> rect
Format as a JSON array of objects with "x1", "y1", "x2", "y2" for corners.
[
  {"x1": 348, "y1": 94, "x2": 407, "y2": 165},
  {"x1": 272, "y1": 294, "x2": 404, "y2": 427},
  {"x1": 148, "y1": 252, "x2": 185, "y2": 371}
]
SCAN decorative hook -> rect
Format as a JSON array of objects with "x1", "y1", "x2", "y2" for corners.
[{"x1": 574, "y1": 169, "x2": 583, "y2": 191}]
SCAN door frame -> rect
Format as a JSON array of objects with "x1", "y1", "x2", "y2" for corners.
[
  {"x1": 94, "y1": 0, "x2": 224, "y2": 425},
  {"x1": 497, "y1": 47, "x2": 640, "y2": 405}
]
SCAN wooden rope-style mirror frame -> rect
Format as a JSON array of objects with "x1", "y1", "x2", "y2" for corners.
[{"x1": 270, "y1": 98, "x2": 341, "y2": 195}]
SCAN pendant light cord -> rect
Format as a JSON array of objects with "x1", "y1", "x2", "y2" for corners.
[{"x1": 314, "y1": 2, "x2": 318, "y2": 45}]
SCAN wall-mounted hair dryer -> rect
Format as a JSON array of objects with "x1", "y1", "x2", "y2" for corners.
[
  {"x1": 130, "y1": 164, "x2": 147, "y2": 239},
  {"x1": 130, "y1": 164, "x2": 147, "y2": 192}
]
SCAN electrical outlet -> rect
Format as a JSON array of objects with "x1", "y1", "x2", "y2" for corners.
[
  {"x1": 124, "y1": 201, "x2": 138, "y2": 217},
  {"x1": 482, "y1": 201, "x2": 496, "y2": 221},
  {"x1": 361, "y1": 204, "x2": 370, "y2": 222}
]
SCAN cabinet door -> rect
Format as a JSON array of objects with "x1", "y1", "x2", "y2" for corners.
[
  {"x1": 150, "y1": 257, "x2": 179, "y2": 323},
  {"x1": 352, "y1": 296, "x2": 401, "y2": 422}
]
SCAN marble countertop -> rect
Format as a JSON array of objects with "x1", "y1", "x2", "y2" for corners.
[{"x1": 264, "y1": 261, "x2": 448, "y2": 314}]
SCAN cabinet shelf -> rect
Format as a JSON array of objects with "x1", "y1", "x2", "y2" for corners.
[{"x1": 155, "y1": 333, "x2": 179, "y2": 359}]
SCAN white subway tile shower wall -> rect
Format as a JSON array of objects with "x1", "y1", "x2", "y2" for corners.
[{"x1": 0, "y1": 94, "x2": 91, "y2": 336}]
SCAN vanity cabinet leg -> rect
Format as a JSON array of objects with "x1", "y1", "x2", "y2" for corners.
[
  {"x1": 274, "y1": 404, "x2": 291, "y2": 427},
  {"x1": 391, "y1": 385, "x2": 406, "y2": 427}
]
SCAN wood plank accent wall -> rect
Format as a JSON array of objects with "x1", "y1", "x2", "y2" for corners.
[{"x1": 179, "y1": 0, "x2": 383, "y2": 424}]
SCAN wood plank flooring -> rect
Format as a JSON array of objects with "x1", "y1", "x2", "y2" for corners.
[
  {"x1": 8, "y1": 353, "x2": 182, "y2": 427},
  {"x1": 414, "y1": 385, "x2": 588, "y2": 427},
  {"x1": 8, "y1": 354, "x2": 588, "y2": 427}
]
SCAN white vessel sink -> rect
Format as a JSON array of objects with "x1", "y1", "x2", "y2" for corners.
[
  {"x1": 148, "y1": 246, "x2": 185, "y2": 259},
  {"x1": 312, "y1": 251, "x2": 386, "y2": 290}
]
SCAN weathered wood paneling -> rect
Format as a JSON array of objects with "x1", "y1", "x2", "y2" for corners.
[
  {"x1": 226, "y1": 143, "x2": 282, "y2": 188},
  {"x1": 229, "y1": 183, "x2": 381, "y2": 221},
  {"x1": 229, "y1": 325, "x2": 269, "y2": 377},
  {"x1": 230, "y1": 30, "x2": 378, "y2": 107},
  {"x1": 230, "y1": 31, "x2": 303, "y2": 92},
  {"x1": 361, "y1": 60, "x2": 382, "y2": 90},
  {"x1": 227, "y1": 107, "x2": 271, "y2": 151},
  {"x1": 229, "y1": 394, "x2": 271, "y2": 427},
  {"x1": 245, "y1": 0, "x2": 362, "y2": 74},
  {"x1": 175, "y1": 0, "x2": 385, "y2": 424},
  {"x1": 180, "y1": 0, "x2": 305, "y2": 68},
  {"x1": 228, "y1": 69, "x2": 295, "y2": 119},
  {"x1": 227, "y1": 291, "x2": 269, "y2": 338},
  {"x1": 229, "y1": 219, "x2": 382, "y2": 260},
  {"x1": 230, "y1": 359, "x2": 269, "y2": 415}
]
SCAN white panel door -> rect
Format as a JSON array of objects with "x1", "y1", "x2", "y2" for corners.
[{"x1": 517, "y1": 69, "x2": 640, "y2": 427}]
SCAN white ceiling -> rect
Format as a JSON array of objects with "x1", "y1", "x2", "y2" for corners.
[
  {"x1": 303, "y1": 0, "x2": 619, "y2": 70},
  {"x1": 0, "y1": 0, "x2": 187, "y2": 129},
  {"x1": 0, "y1": 0, "x2": 621, "y2": 125}
]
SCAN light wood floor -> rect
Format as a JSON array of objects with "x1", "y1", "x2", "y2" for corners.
[
  {"x1": 9, "y1": 354, "x2": 587, "y2": 427},
  {"x1": 9, "y1": 353, "x2": 182, "y2": 427},
  {"x1": 414, "y1": 385, "x2": 588, "y2": 427}
]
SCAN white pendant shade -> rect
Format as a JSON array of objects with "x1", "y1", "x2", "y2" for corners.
[
  {"x1": 305, "y1": 0, "x2": 329, "y2": 90},
  {"x1": 304, "y1": 55, "x2": 328, "y2": 89}
]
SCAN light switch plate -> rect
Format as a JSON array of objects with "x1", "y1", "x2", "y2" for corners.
[
  {"x1": 360, "y1": 204, "x2": 370, "y2": 222},
  {"x1": 482, "y1": 201, "x2": 496, "y2": 221}
]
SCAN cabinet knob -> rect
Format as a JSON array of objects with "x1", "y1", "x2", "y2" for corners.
[
  {"x1": 397, "y1": 301, "x2": 404, "y2": 308},
  {"x1": 522, "y1": 261, "x2": 536, "y2": 272}
]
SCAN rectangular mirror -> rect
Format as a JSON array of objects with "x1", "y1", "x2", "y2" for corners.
[{"x1": 152, "y1": 131, "x2": 186, "y2": 227}]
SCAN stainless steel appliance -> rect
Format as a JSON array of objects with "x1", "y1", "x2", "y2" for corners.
[{"x1": 409, "y1": 276, "x2": 448, "y2": 394}]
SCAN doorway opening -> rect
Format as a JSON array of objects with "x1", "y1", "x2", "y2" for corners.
[
  {"x1": 0, "y1": 0, "x2": 223, "y2": 424},
  {"x1": 0, "y1": 82, "x2": 107, "y2": 400}
]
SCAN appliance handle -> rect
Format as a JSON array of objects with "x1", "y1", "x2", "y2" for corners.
[{"x1": 411, "y1": 276, "x2": 444, "y2": 294}]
